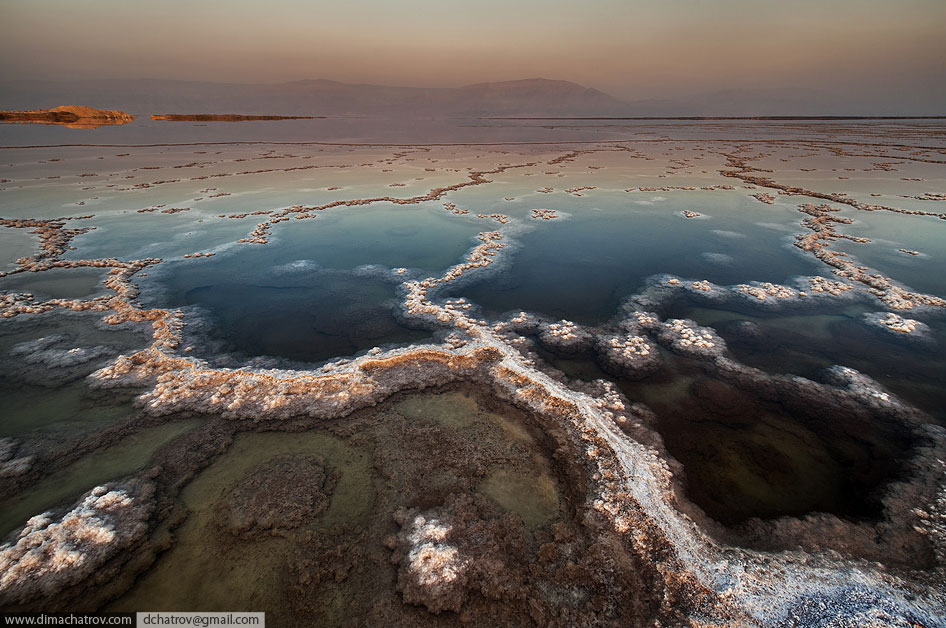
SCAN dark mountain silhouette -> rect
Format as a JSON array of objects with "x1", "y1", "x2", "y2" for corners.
[
  {"x1": 0, "y1": 78, "x2": 931, "y2": 117},
  {"x1": 0, "y1": 78, "x2": 630, "y2": 117}
]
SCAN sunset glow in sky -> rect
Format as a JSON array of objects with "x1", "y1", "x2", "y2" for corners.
[{"x1": 1, "y1": 0, "x2": 944, "y2": 108}]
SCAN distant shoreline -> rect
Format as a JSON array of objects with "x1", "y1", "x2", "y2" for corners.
[
  {"x1": 482, "y1": 116, "x2": 946, "y2": 121},
  {"x1": 151, "y1": 114, "x2": 324, "y2": 121}
]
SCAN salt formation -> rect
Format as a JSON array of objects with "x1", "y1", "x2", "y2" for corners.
[
  {"x1": 0, "y1": 141, "x2": 944, "y2": 624},
  {"x1": 537, "y1": 319, "x2": 594, "y2": 355},
  {"x1": 595, "y1": 332, "x2": 660, "y2": 379},
  {"x1": 735, "y1": 281, "x2": 798, "y2": 303},
  {"x1": 0, "y1": 438, "x2": 33, "y2": 478},
  {"x1": 0, "y1": 480, "x2": 154, "y2": 607},
  {"x1": 657, "y1": 319, "x2": 726, "y2": 358},
  {"x1": 751, "y1": 192, "x2": 776, "y2": 204},
  {"x1": 863, "y1": 311, "x2": 934, "y2": 344},
  {"x1": 389, "y1": 495, "x2": 519, "y2": 615},
  {"x1": 11, "y1": 335, "x2": 113, "y2": 370},
  {"x1": 530, "y1": 208, "x2": 558, "y2": 220},
  {"x1": 790, "y1": 203, "x2": 946, "y2": 311}
]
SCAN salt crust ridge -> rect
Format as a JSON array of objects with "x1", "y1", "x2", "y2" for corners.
[{"x1": 0, "y1": 160, "x2": 944, "y2": 623}]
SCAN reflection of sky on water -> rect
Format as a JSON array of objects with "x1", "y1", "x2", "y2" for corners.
[{"x1": 2, "y1": 124, "x2": 944, "y2": 533}]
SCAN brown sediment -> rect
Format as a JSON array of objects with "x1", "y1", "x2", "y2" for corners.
[
  {"x1": 0, "y1": 106, "x2": 134, "y2": 128},
  {"x1": 219, "y1": 454, "x2": 337, "y2": 539},
  {"x1": 151, "y1": 114, "x2": 322, "y2": 122}
]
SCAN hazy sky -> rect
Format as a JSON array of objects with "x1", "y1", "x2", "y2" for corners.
[{"x1": 1, "y1": 0, "x2": 944, "y2": 105}]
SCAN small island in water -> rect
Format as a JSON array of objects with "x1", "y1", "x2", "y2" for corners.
[{"x1": 0, "y1": 105, "x2": 135, "y2": 128}]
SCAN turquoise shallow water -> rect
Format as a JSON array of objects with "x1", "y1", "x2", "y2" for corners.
[
  {"x1": 256, "y1": 202, "x2": 484, "y2": 272},
  {"x1": 175, "y1": 277, "x2": 428, "y2": 363},
  {"x1": 450, "y1": 191, "x2": 819, "y2": 323},
  {"x1": 63, "y1": 212, "x2": 259, "y2": 262},
  {"x1": 0, "y1": 267, "x2": 107, "y2": 298},
  {"x1": 663, "y1": 302, "x2": 946, "y2": 422},
  {"x1": 1, "y1": 126, "x2": 944, "y2": 539},
  {"x1": 150, "y1": 202, "x2": 484, "y2": 363}
]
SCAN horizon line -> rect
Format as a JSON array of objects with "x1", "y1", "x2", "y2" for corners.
[{"x1": 483, "y1": 116, "x2": 946, "y2": 121}]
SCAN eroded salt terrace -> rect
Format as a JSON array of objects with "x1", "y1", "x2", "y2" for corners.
[{"x1": 0, "y1": 121, "x2": 945, "y2": 626}]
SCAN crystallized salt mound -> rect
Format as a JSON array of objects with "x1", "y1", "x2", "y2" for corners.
[
  {"x1": 498, "y1": 311, "x2": 542, "y2": 335},
  {"x1": 221, "y1": 455, "x2": 337, "y2": 538},
  {"x1": 808, "y1": 276, "x2": 855, "y2": 297},
  {"x1": 821, "y1": 365, "x2": 911, "y2": 415},
  {"x1": 530, "y1": 208, "x2": 558, "y2": 220},
  {"x1": 627, "y1": 310, "x2": 661, "y2": 332},
  {"x1": 595, "y1": 332, "x2": 661, "y2": 379},
  {"x1": 734, "y1": 281, "x2": 798, "y2": 303},
  {"x1": 537, "y1": 319, "x2": 594, "y2": 355},
  {"x1": 862, "y1": 312, "x2": 933, "y2": 344},
  {"x1": 387, "y1": 494, "x2": 527, "y2": 614},
  {"x1": 0, "y1": 480, "x2": 154, "y2": 606},
  {"x1": 657, "y1": 319, "x2": 726, "y2": 358}
]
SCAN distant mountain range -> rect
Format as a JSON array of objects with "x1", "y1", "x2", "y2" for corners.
[
  {"x1": 0, "y1": 78, "x2": 626, "y2": 117},
  {"x1": 0, "y1": 78, "x2": 935, "y2": 117}
]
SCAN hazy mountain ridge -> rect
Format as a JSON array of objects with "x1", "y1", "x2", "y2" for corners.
[
  {"x1": 0, "y1": 78, "x2": 934, "y2": 117},
  {"x1": 0, "y1": 78, "x2": 628, "y2": 117}
]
